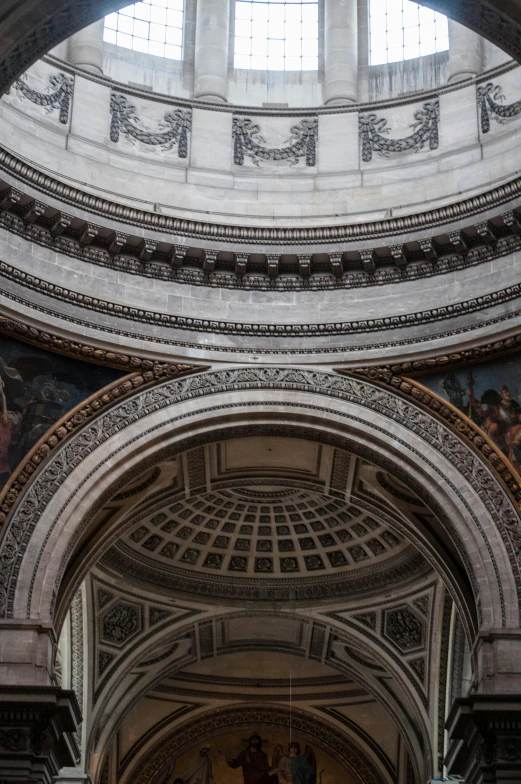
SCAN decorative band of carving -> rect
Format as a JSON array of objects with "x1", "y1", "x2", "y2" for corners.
[
  {"x1": 110, "y1": 93, "x2": 191, "y2": 157},
  {"x1": 386, "y1": 333, "x2": 521, "y2": 376},
  {"x1": 3, "y1": 281, "x2": 521, "y2": 357},
  {"x1": 131, "y1": 705, "x2": 386, "y2": 784},
  {"x1": 0, "y1": 357, "x2": 199, "y2": 529},
  {"x1": 6, "y1": 72, "x2": 73, "y2": 124},
  {"x1": 360, "y1": 100, "x2": 439, "y2": 162},
  {"x1": 0, "y1": 144, "x2": 520, "y2": 245},
  {"x1": 232, "y1": 117, "x2": 317, "y2": 166},
  {"x1": 1, "y1": 178, "x2": 519, "y2": 288},
  {"x1": 342, "y1": 367, "x2": 521, "y2": 512},
  {"x1": 477, "y1": 82, "x2": 521, "y2": 134},
  {"x1": 0, "y1": 314, "x2": 192, "y2": 373},
  {"x1": 2, "y1": 257, "x2": 521, "y2": 338}
]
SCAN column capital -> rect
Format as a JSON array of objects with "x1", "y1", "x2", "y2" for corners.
[
  {"x1": 0, "y1": 687, "x2": 81, "y2": 784},
  {"x1": 445, "y1": 695, "x2": 521, "y2": 783}
]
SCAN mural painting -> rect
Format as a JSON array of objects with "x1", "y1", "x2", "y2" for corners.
[
  {"x1": 421, "y1": 352, "x2": 521, "y2": 473},
  {"x1": 0, "y1": 334, "x2": 123, "y2": 490},
  {"x1": 150, "y1": 730, "x2": 358, "y2": 784}
]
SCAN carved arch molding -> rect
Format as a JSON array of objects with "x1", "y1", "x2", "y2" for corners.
[
  {"x1": 129, "y1": 705, "x2": 387, "y2": 784},
  {"x1": 0, "y1": 0, "x2": 521, "y2": 98},
  {"x1": 0, "y1": 366, "x2": 520, "y2": 634}
]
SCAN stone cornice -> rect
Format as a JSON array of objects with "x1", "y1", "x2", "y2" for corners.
[
  {"x1": 44, "y1": 53, "x2": 518, "y2": 116},
  {"x1": 3, "y1": 284, "x2": 521, "y2": 356},
  {"x1": 0, "y1": 313, "x2": 194, "y2": 373},
  {"x1": 0, "y1": 178, "x2": 520, "y2": 288},
  {"x1": 2, "y1": 256, "x2": 521, "y2": 338},
  {"x1": 0, "y1": 144, "x2": 520, "y2": 248}
]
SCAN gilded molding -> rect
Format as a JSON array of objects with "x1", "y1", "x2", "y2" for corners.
[
  {"x1": 0, "y1": 352, "x2": 200, "y2": 529},
  {"x1": 386, "y1": 334, "x2": 521, "y2": 375},
  {"x1": 340, "y1": 368, "x2": 521, "y2": 510},
  {"x1": 0, "y1": 313, "x2": 196, "y2": 373}
]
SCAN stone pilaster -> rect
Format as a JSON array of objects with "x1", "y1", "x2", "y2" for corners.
[
  {"x1": 323, "y1": 0, "x2": 358, "y2": 104},
  {"x1": 445, "y1": 695, "x2": 521, "y2": 783},
  {"x1": 69, "y1": 20, "x2": 105, "y2": 74},
  {"x1": 446, "y1": 19, "x2": 481, "y2": 84},
  {"x1": 0, "y1": 687, "x2": 81, "y2": 783},
  {"x1": 193, "y1": 0, "x2": 230, "y2": 101}
]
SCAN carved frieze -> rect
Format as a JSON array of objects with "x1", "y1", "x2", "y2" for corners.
[
  {"x1": 359, "y1": 100, "x2": 439, "y2": 162},
  {"x1": 110, "y1": 93, "x2": 191, "y2": 157},
  {"x1": 232, "y1": 116, "x2": 317, "y2": 166}
]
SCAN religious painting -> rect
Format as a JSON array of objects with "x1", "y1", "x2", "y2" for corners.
[
  {"x1": 150, "y1": 729, "x2": 358, "y2": 784},
  {"x1": 0, "y1": 334, "x2": 123, "y2": 490},
  {"x1": 420, "y1": 352, "x2": 521, "y2": 473}
]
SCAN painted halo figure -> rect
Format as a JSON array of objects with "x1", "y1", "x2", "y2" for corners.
[
  {"x1": 221, "y1": 734, "x2": 275, "y2": 784},
  {"x1": 271, "y1": 742, "x2": 317, "y2": 784}
]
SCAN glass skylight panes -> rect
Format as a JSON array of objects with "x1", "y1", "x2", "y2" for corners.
[
  {"x1": 104, "y1": 0, "x2": 184, "y2": 60},
  {"x1": 234, "y1": 0, "x2": 318, "y2": 71},
  {"x1": 369, "y1": 0, "x2": 448, "y2": 65}
]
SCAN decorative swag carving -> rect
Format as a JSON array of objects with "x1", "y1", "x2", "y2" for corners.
[
  {"x1": 477, "y1": 82, "x2": 521, "y2": 133},
  {"x1": 6, "y1": 72, "x2": 73, "y2": 124},
  {"x1": 232, "y1": 117, "x2": 318, "y2": 166},
  {"x1": 110, "y1": 93, "x2": 191, "y2": 157},
  {"x1": 359, "y1": 100, "x2": 440, "y2": 162}
]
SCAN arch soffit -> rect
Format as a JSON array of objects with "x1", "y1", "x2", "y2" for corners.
[
  {"x1": 0, "y1": 0, "x2": 520, "y2": 100},
  {"x1": 85, "y1": 592, "x2": 436, "y2": 773},
  {"x1": 0, "y1": 367, "x2": 518, "y2": 633}
]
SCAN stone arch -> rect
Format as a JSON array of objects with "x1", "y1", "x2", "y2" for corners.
[
  {"x1": 85, "y1": 604, "x2": 435, "y2": 783},
  {"x1": 0, "y1": 367, "x2": 518, "y2": 682}
]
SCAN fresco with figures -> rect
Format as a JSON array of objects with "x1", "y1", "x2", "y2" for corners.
[
  {"x1": 0, "y1": 334, "x2": 123, "y2": 490},
  {"x1": 421, "y1": 353, "x2": 521, "y2": 474},
  {"x1": 150, "y1": 731, "x2": 358, "y2": 784}
]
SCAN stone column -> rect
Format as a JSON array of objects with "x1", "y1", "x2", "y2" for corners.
[
  {"x1": 323, "y1": 0, "x2": 358, "y2": 105},
  {"x1": 446, "y1": 19, "x2": 481, "y2": 84},
  {"x1": 0, "y1": 687, "x2": 81, "y2": 783},
  {"x1": 69, "y1": 19, "x2": 105, "y2": 75},
  {"x1": 193, "y1": 0, "x2": 230, "y2": 102}
]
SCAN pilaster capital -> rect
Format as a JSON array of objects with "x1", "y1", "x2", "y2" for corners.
[{"x1": 0, "y1": 687, "x2": 81, "y2": 784}]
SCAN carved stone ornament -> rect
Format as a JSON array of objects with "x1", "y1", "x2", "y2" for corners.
[
  {"x1": 232, "y1": 117, "x2": 317, "y2": 166},
  {"x1": 6, "y1": 71, "x2": 73, "y2": 124},
  {"x1": 477, "y1": 82, "x2": 521, "y2": 134},
  {"x1": 0, "y1": 314, "x2": 200, "y2": 373},
  {"x1": 383, "y1": 606, "x2": 425, "y2": 653},
  {"x1": 110, "y1": 93, "x2": 191, "y2": 157},
  {"x1": 359, "y1": 100, "x2": 440, "y2": 162}
]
